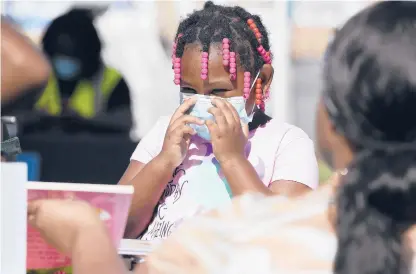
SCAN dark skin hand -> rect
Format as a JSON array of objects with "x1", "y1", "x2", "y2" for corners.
[{"x1": 180, "y1": 43, "x2": 311, "y2": 197}]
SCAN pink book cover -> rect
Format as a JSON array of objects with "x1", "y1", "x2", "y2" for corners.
[{"x1": 26, "y1": 182, "x2": 134, "y2": 274}]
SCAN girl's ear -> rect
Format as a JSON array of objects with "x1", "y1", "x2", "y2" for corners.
[{"x1": 260, "y1": 64, "x2": 273, "y2": 93}]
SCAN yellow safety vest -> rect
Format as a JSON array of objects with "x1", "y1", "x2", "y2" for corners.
[{"x1": 35, "y1": 67, "x2": 122, "y2": 118}]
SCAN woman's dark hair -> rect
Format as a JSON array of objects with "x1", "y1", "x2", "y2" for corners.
[
  {"x1": 42, "y1": 8, "x2": 102, "y2": 78},
  {"x1": 174, "y1": 1, "x2": 272, "y2": 74},
  {"x1": 323, "y1": 2, "x2": 416, "y2": 274}
]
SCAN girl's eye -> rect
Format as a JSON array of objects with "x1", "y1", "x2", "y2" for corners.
[
  {"x1": 211, "y1": 89, "x2": 228, "y2": 94},
  {"x1": 180, "y1": 87, "x2": 196, "y2": 94}
]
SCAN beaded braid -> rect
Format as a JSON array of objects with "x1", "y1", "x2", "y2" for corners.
[{"x1": 171, "y1": 1, "x2": 273, "y2": 111}]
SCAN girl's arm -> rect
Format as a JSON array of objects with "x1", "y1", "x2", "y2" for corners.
[
  {"x1": 119, "y1": 99, "x2": 201, "y2": 238},
  {"x1": 221, "y1": 156, "x2": 273, "y2": 196},
  {"x1": 221, "y1": 135, "x2": 318, "y2": 197},
  {"x1": 119, "y1": 156, "x2": 176, "y2": 238},
  {"x1": 221, "y1": 157, "x2": 312, "y2": 197}
]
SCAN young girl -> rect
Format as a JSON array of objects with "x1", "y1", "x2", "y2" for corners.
[{"x1": 118, "y1": 1, "x2": 318, "y2": 240}]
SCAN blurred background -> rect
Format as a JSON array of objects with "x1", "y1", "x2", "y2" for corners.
[{"x1": 1, "y1": 0, "x2": 376, "y2": 185}]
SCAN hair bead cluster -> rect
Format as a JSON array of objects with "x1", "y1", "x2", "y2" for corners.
[
  {"x1": 257, "y1": 45, "x2": 271, "y2": 64},
  {"x1": 171, "y1": 1, "x2": 273, "y2": 110},
  {"x1": 247, "y1": 18, "x2": 262, "y2": 43},
  {"x1": 255, "y1": 78, "x2": 264, "y2": 111},
  {"x1": 243, "y1": 71, "x2": 251, "y2": 99},
  {"x1": 201, "y1": 52, "x2": 209, "y2": 80},
  {"x1": 229, "y1": 52, "x2": 237, "y2": 80},
  {"x1": 172, "y1": 33, "x2": 183, "y2": 85},
  {"x1": 222, "y1": 38, "x2": 230, "y2": 66},
  {"x1": 173, "y1": 57, "x2": 181, "y2": 85}
]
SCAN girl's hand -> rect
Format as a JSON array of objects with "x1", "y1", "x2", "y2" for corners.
[
  {"x1": 160, "y1": 97, "x2": 204, "y2": 168},
  {"x1": 27, "y1": 199, "x2": 105, "y2": 255},
  {"x1": 206, "y1": 98, "x2": 249, "y2": 165}
]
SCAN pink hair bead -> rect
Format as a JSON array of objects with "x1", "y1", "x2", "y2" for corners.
[
  {"x1": 229, "y1": 51, "x2": 237, "y2": 80},
  {"x1": 201, "y1": 51, "x2": 209, "y2": 80},
  {"x1": 243, "y1": 71, "x2": 251, "y2": 99},
  {"x1": 243, "y1": 88, "x2": 250, "y2": 99},
  {"x1": 173, "y1": 58, "x2": 181, "y2": 85},
  {"x1": 222, "y1": 38, "x2": 231, "y2": 67},
  {"x1": 257, "y1": 45, "x2": 264, "y2": 53}
]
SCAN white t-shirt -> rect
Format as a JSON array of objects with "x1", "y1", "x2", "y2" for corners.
[{"x1": 130, "y1": 116, "x2": 318, "y2": 241}]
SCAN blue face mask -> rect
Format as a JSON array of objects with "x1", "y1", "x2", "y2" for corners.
[
  {"x1": 52, "y1": 56, "x2": 81, "y2": 81},
  {"x1": 180, "y1": 94, "x2": 253, "y2": 141},
  {"x1": 180, "y1": 72, "x2": 260, "y2": 141}
]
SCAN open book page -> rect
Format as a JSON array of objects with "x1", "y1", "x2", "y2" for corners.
[{"x1": 26, "y1": 182, "x2": 133, "y2": 274}]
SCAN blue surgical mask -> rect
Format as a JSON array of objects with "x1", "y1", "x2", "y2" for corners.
[
  {"x1": 179, "y1": 72, "x2": 261, "y2": 141},
  {"x1": 180, "y1": 94, "x2": 251, "y2": 141},
  {"x1": 52, "y1": 55, "x2": 81, "y2": 81}
]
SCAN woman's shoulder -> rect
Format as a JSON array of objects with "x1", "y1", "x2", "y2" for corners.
[{"x1": 146, "y1": 189, "x2": 335, "y2": 273}]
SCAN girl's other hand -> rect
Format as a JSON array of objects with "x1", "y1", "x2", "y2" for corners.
[
  {"x1": 27, "y1": 199, "x2": 105, "y2": 255},
  {"x1": 160, "y1": 97, "x2": 204, "y2": 168},
  {"x1": 207, "y1": 98, "x2": 248, "y2": 165}
]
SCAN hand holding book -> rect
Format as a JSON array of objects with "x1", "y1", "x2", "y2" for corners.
[{"x1": 27, "y1": 199, "x2": 107, "y2": 256}]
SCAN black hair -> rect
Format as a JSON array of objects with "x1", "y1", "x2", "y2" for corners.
[
  {"x1": 42, "y1": 8, "x2": 102, "y2": 78},
  {"x1": 174, "y1": 1, "x2": 272, "y2": 74},
  {"x1": 323, "y1": 2, "x2": 416, "y2": 274}
]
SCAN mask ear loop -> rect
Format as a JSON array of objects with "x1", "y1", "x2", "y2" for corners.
[{"x1": 246, "y1": 71, "x2": 261, "y2": 117}]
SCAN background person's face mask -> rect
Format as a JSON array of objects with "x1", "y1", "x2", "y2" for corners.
[{"x1": 52, "y1": 55, "x2": 82, "y2": 81}]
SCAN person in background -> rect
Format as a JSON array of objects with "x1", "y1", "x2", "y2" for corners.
[
  {"x1": 35, "y1": 8, "x2": 132, "y2": 129},
  {"x1": 118, "y1": 1, "x2": 318, "y2": 241},
  {"x1": 24, "y1": 1, "x2": 416, "y2": 274}
]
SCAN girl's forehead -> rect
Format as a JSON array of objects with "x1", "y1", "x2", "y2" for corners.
[{"x1": 181, "y1": 44, "x2": 235, "y2": 85}]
